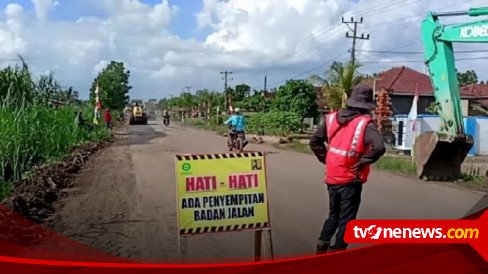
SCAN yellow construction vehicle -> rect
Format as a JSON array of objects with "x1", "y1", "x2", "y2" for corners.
[{"x1": 129, "y1": 101, "x2": 148, "y2": 125}]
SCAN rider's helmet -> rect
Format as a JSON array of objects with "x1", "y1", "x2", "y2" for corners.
[{"x1": 234, "y1": 108, "x2": 241, "y2": 114}]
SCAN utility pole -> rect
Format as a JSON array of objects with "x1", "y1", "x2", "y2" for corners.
[
  {"x1": 220, "y1": 71, "x2": 233, "y2": 112},
  {"x1": 342, "y1": 17, "x2": 369, "y2": 65},
  {"x1": 184, "y1": 86, "x2": 191, "y2": 93},
  {"x1": 263, "y1": 76, "x2": 268, "y2": 112}
]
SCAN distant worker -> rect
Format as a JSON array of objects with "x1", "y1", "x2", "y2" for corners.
[
  {"x1": 103, "y1": 108, "x2": 113, "y2": 130},
  {"x1": 224, "y1": 108, "x2": 248, "y2": 149},
  {"x1": 309, "y1": 84, "x2": 386, "y2": 254}
]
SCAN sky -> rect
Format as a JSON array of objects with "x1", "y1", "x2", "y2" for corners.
[{"x1": 1, "y1": 0, "x2": 487, "y2": 100}]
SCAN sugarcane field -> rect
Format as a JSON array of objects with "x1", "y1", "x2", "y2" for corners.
[{"x1": 1, "y1": 1, "x2": 488, "y2": 272}]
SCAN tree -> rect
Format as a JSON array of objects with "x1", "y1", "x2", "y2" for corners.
[
  {"x1": 233, "y1": 84, "x2": 251, "y2": 102},
  {"x1": 158, "y1": 98, "x2": 168, "y2": 111},
  {"x1": 273, "y1": 79, "x2": 317, "y2": 124},
  {"x1": 90, "y1": 61, "x2": 131, "y2": 110},
  {"x1": 36, "y1": 72, "x2": 62, "y2": 104},
  {"x1": 457, "y1": 69, "x2": 478, "y2": 86},
  {"x1": 310, "y1": 61, "x2": 363, "y2": 110},
  {"x1": 59, "y1": 86, "x2": 80, "y2": 104}
]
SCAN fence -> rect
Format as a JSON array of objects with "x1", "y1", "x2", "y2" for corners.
[{"x1": 392, "y1": 115, "x2": 488, "y2": 156}]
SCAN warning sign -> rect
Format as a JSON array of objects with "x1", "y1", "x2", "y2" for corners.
[{"x1": 175, "y1": 152, "x2": 270, "y2": 236}]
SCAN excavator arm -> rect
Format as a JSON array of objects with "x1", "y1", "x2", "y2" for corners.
[{"x1": 415, "y1": 7, "x2": 488, "y2": 180}]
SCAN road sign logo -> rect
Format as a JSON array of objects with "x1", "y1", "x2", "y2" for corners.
[{"x1": 182, "y1": 163, "x2": 192, "y2": 172}]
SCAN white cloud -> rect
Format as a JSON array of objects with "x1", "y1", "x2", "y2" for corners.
[
  {"x1": 103, "y1": 0, "x2": 178, "y2": 30},
  {"x1": 31, "y1": 0, "x2": 59, "y2": 21},
  {"x1": 1, "y1": 0, "x2": 488, "y2": 100},
  {"x1": 0, "y1": 4, "x2": 26, "y2": 57},
  {"x1": 93, "y1": 60, "x2": 109, "y2": 75}
]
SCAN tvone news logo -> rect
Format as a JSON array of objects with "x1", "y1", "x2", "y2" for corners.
[{"x1": 352, "y1": 225, "x2": 479, "y2": 240}]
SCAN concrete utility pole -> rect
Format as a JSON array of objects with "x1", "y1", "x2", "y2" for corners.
[
  {"x1": 220, "y1": 71, "x2": 233, "y2": 112},
  {"x1": 342, "y1": 17, "x2": 370, "y2": 65}
]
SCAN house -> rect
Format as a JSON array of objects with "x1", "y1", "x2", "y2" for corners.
[
  {"x1": 365, "y1": 66, "x2": 488, "y2": 116},
  {"x1": 460, "y1": 83, "x2": 488, "y2": 115}
]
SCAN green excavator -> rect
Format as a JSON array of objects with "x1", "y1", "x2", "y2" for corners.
[{"x1": 415, "y1": 7, "x2": 488, "y2": 181}]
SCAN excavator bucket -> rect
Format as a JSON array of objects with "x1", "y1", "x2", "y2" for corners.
[{"x1": 414, "y1": 132, "x2": 473, "y2": 181}]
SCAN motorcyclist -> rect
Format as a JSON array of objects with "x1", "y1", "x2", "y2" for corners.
[
  {"x1": 224, "y1": 108, "x2": 248, "y2": 150},
  {"x1": 163, "y1": 111, "x2": 170, "y2": 126}
]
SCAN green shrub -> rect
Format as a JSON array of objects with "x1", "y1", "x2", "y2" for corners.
[
  {"x1": 185, "y1": 118, "x2": 228, "y2": 135},
  {"x1": 247, "y1": 111, "x2": 301, "y2": 136}
]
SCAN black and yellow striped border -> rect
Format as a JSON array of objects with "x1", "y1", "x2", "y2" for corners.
[
  {"x1": 176, "y1": 152, "x2": 264, "y2": 161},
  {"x1": 180, "y1": 222, "x2": 270, "y2": 235}
]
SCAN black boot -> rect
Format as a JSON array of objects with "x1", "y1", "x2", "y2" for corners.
[
  {"x1": 328, "y1": 245, "x2": 347, "y2": 254},
  {"x1": 316, "y1": 240, "x2": 330, "y2": 255}
]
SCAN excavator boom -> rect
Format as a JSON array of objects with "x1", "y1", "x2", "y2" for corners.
[{"x1": 416, "y1": 7, "x2": 488, "y2": 181}]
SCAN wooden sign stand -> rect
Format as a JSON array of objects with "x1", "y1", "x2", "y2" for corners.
[{"x1": 178, "y1": 229, "x2": 274, "y2": 262}]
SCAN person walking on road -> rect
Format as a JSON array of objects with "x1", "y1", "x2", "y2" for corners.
[
  {"x1": 103, "y1": 108, "x2": 113, "y2": 130},
  {"x1": 309, "y1": 84, "x2": 386, "y2": 254}
]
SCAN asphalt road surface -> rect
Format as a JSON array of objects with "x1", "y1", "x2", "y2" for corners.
[{"x1": 49, "y1": 119, "x2": 487, "y2": 262}]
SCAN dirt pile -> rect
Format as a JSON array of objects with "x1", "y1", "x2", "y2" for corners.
[{"x1": 2, "y1": 142, "x2": 107, "y2": 223}]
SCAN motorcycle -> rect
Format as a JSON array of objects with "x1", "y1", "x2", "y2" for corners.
[
  {"x1": 163, "y1": 116, "x2": 170, "y2": 127},
  {"x1": 228, "y1": 127, "x2": 247, "y2": 153}
]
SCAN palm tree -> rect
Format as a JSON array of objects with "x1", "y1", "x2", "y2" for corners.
[{"x1": 310, "y1": 61, "x2": 363, "y2": 111}]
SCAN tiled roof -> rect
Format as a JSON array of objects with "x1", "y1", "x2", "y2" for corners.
[{"x1": 364, "y1": 66, "x2": 486, "y2": 98}]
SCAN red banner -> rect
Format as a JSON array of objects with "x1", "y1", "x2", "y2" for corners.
[{"x1": 0, "y1": 205, "x2": 487, "y2": 273}]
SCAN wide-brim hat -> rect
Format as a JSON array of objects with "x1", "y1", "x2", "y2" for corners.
[{"x1": 346, "y1": 84, "x2": 377, "y2": 110}]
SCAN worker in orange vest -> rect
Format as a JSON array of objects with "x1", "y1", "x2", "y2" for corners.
[{"x1": 310, "y1": 84, "x2": 386, "y2": 254}]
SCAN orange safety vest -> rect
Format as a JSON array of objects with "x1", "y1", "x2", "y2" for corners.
[{"x1": 325, "y1": 112, "x2": 372, "y2": 184}]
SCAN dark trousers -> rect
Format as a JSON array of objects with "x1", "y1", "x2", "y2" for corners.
[{"x1": 319, "y1": 180, "x2": 362, "y2": 249}]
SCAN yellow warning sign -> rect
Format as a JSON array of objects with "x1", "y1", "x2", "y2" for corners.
[{"x1": 175, "y1": 152, "x2": 270, "y2": 236}]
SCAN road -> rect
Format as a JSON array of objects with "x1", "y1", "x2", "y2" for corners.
[{"x1": 49, "y1": 119, "x2": 486, "y2": 262}]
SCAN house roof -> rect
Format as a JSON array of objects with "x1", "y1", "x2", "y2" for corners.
[
  {"x1": 460, "y1": 83, "x2": 488, "y2": 98},
  {"x1": 368, "y1": 66, "x2": 433, "y2": 96},
  {"x1": 364, "y1": 66, "x2": 486, "y2": 98}
]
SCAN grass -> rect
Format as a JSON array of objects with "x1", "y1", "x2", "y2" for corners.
[
  {"x1": 373, "y1": 155, "x2": 417, "y2": 175},
  {"x1": 0, "y1": 181, "x2": 12, "y2": 200},
  {"x1": 0, "y1": 105, "x2": 110, "y2": 200},
  {"x1": 456, "y1": 174, "x2": 488, "y2": 192},
  {"x1": 184, "y1": 118, "x2": 228, "y2": 136},
  {"x1": 273, "y1": 141, "x2": 312, "y2": 154},
  {"x1": 0, "y1": 62, "x2": 112, "y2": 201}
]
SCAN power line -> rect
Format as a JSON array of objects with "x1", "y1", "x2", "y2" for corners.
[
  {"x1": 253, "y1": 0, "x2": 480, "y2": 88},
  {"x1": 360, "y1": 56, "x2": 488, "y2": 63},
  {"x1": 254, "y1": 0, "x2": 464, "y2": 75},
  {"x1": 251, "y1": 0, "x2": 417, "y2": 73},
  {"x1": 357, "y1": 49, "x2": 488, "y2": 54},
  {"x1": 268, "y1": 51, "x2": 349, "y2": 88}
]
